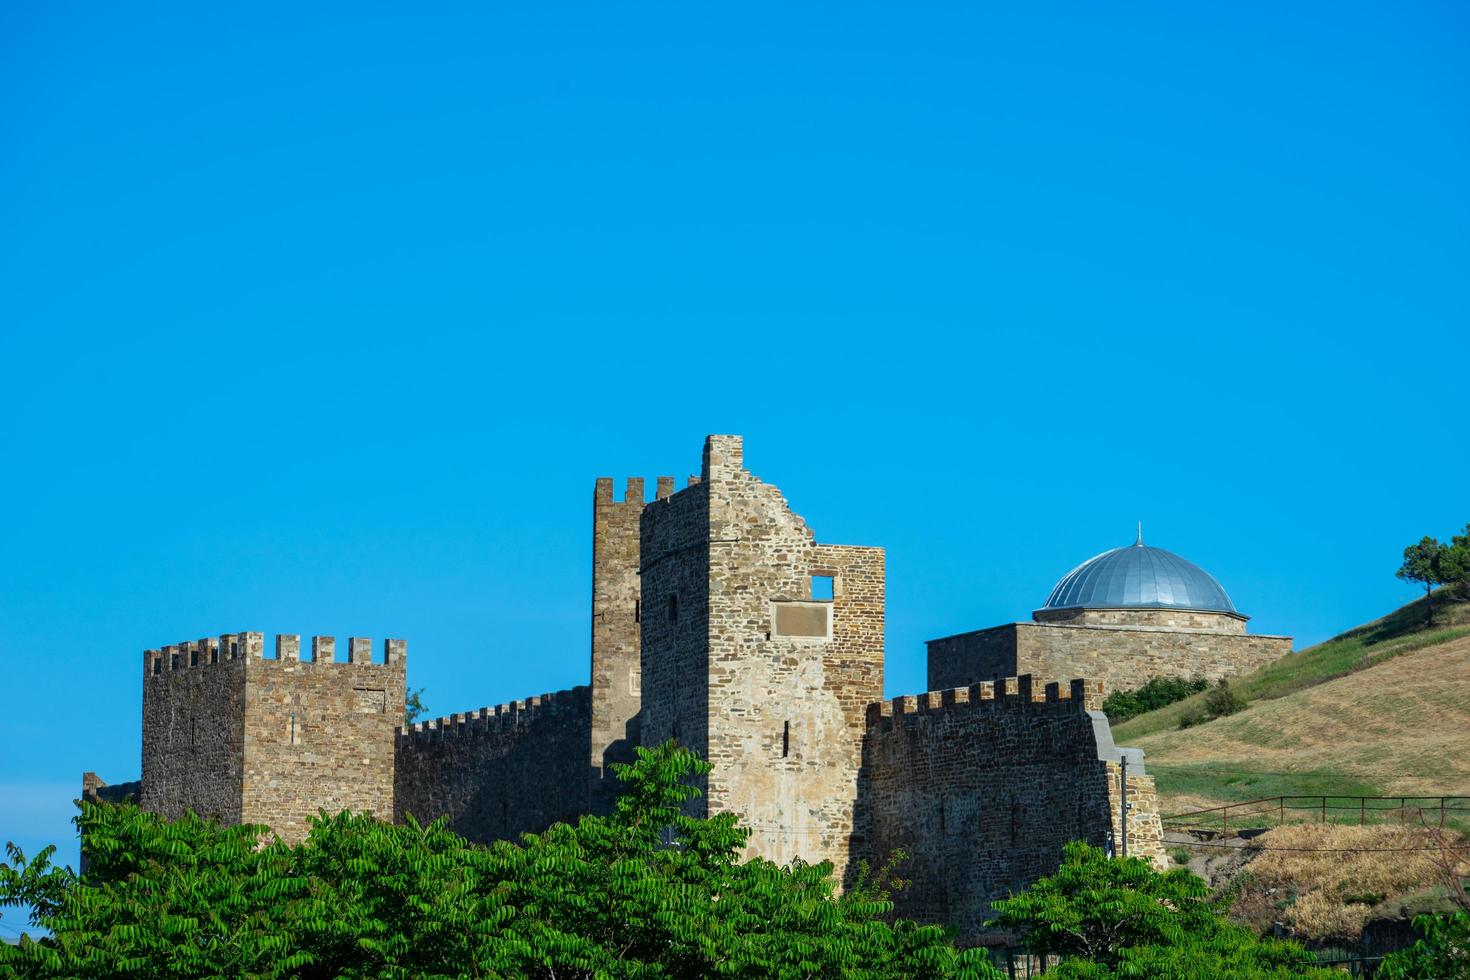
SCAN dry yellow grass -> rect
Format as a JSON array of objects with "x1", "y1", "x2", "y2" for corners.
[
  {"x1": 1226, "y1": 824, "x2": 1460, "y2": 940},
  {"x1": 1134, "y1": 633, "x2": 1470, "y2": 806}
]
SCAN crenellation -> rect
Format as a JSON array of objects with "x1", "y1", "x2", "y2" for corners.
[
  {"x1": 277, "y1": 633, "x2": 301, "y2": 661},
  {"x1": 311, "y1": 635, "x2": 334, "y2": 663},
  {"x1": 348, "y1": 636, "x2": 371, "y2": 664}
]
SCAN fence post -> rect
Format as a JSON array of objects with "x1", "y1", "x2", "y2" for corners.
[
  {"x1": 1223, "y1": 804, "x2": 1229, "y2": 839},
  {"x1": 1279, "y1": 798, "x2": 1284, "y2": 826},
  {"x1": 1440, "y1": 797, "x2": 1446, "y2": 829},
  {"x1": 1321, "y1": 797, "x2": 1326, "y2": 823}
]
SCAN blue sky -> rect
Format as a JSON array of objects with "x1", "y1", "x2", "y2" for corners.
[{"x1": 2, "y1": 0, "x2": 1467, "y2": 897}]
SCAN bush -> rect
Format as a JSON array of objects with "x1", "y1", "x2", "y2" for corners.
[
  {"x1": 1178, "y1": 706, "x2": 1205, "y2": 729},
  {"x1": 1377, "y1": 911, "x2": 1470, "y2": 979},
  {"x1": 1102, "y1": 675, "x2": 1210, "y2": 723},
  {"x1": 1203, "y1": 679, "x2": 1247, "y2": 719}
]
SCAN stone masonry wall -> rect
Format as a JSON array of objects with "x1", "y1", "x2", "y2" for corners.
[
  {"x1": 658, "y1": 436, "x2": 884, "y2": 881},
  {"x1": 395, "y1": 686, "x2": 592, "y2": 842},
  {"x1": 238, "y1": 633, "x2": 405, "y2": 842},
  {"x1": 141, "y1": 638, "x2": 248, "y2": 824},
  {"x1": 1032, "y1": 607, "x2": 1247, "y2": 633},
  {"x1": 928, "y1": 622, "x2": 1291, "y2": 695},
  {"x1": 859, "y1": 676, "x2": 1164, "y2": 944},
  {"x1": 590, "y1": 476, "x2": 649, "y2": 810},
  {"x1": 639, "y1": 475, "x2": 712, "y2": 811}
]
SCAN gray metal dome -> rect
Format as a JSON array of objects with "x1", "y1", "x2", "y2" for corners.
[{"x1": 1042, "y1": 533, "x2": 1238, "y2": 615}]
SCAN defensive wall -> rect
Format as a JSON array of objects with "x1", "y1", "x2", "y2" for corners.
[
  {"x1": 140, "y1": 632, "x2": 405, "y2": 842},
  {"x1": 927, "y1": 620, "x2": 1291, "y2": 695},
  {"x1": 639, "y1": 436, "x2": 885, "y2": 882},
  {"x1": 395, "y1": 686, "x2": 593, "y2": 840},
  {"x1": 858, "y1": 675, "x2": 1165, "y2": 944}
]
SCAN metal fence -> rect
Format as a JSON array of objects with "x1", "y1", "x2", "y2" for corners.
[{"x1": 1161, "y1": 795, "x2": 1470, "y2": 836}]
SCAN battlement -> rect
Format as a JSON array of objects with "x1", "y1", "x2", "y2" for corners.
[
  {"x1": 865, "y1": 675, "x2": 1103, "y2": 730},
  {"x1": 595, "y1": 476, "x2": 682, "y2": 505},
  {"x1": 144, "y1": 633, "x2": 406, "y2": 675},
  {"x1": 399, "y1": 685, "x2": 591, "y2": 746}
]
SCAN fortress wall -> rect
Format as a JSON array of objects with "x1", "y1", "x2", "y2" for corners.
[
  {"x1": 859, "y1": 676, "x2": 1163, "y2": 944},
  {"x1": 240, "y1": 634, "x2": 406, "y2": 842},
  {"x1": 395, "y1": 685, "x2": 592, "y2": 843},
  {"x1": 638, "y1": 475, "x2": 712, "y2": 808},
  {"x1": 590, "y1": 475, "x2": 671, "y2": 810},
  {"x1": 141, "y1": 637, "x2": 248, "y2": 824},
  {"x1": 928, "y1": 622, "x2": 1291, "y2": 695}
]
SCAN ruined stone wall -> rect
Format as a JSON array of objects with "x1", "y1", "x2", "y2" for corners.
[
  {"x1": 859, "y1": 676, "x2": 1164, "y2": 944},
  {"x1": 638, "y1": 475, "x2": 712, "y2": 810},
  {"x1": 1032, "y1": 607, "x2": 1247, "y2": 633},
  {"x1": 395, "y1": 686, "x2": 592, "y2": 842},
  {"x1": 141, "y1": 637, "x2": 248, "y2": 824},
  {"x1": 644, "y1": 436, "x2": 884, "y2": 879},
  {"x1": 928, "y1": 622, "x2": 1291, "y2": 694},
  {"x1": 238, "y1": 633, "x2": 405, "y2": 842}
]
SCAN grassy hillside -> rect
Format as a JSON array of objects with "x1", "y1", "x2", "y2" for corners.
[{"x1": 1113, "y1": 592, "x2": 1470, "y2": 814}]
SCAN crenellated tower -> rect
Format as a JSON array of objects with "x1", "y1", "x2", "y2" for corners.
[
  {"x1": 590, "y1": 473, "x2": 686, "y2": 809},
  {"x1": 140, "y1": 632, "x2": 406, "y2": 842}
]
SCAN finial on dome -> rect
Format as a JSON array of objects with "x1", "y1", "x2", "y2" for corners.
[{"x1": 1135, "y1": 521, "x2": 1143, "y2": 547}]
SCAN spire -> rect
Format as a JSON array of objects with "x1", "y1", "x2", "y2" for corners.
[{"x1": 1135, "y1": 521, "x2": 1144, "y2": 547}]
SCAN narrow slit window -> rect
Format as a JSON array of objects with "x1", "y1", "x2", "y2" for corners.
[
  {"x1": 782, "y1": 720, "x2": 790, "y2": 758},
  {"x1": 634, "y1": 599, "x2": 640, "y2": 623}
]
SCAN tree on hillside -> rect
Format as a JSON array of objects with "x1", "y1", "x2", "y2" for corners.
[
  {"x1": 1397, "y1": 536, "x2": 1447, "y2": 625},
  {"x1": 0, "y1": 742, "x2": 1002, "y2": 979},
  {"x1": 1442, "y1": 524, "x2": 1470, "y2": 600}
]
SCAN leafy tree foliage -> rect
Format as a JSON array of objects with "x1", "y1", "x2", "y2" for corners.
[
  {"x1": 1377, "y1": 911, "x2": 1470, "y2": 979},
  {"x1": 1102, "y1": 676, "x2": 1208, "y2": 724},
  {"x1": 403, "y1": 686, "x2": 428, "y2": 725},
  {"x1": 1443, "y1": 525, "x2": 1470, "y2": 601},
  {"x1": 0, "y1": 742, "x2": 1001, "y2": 979},
  {"x1": 987, "y1": 842, "x2": 1336, "y2": 979},
  {"x1": 1398, "y1": 535, "x2": 1449, "y2": 624}
]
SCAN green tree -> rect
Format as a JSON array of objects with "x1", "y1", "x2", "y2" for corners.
[
  {"x1": 1, "y1": 741, "x2": 1002, "y2": 979},
  {"x1": 1377, "y1": 911, "x2": 1470, "y2": 979},
  {"x1": 403, "y1": 686, "x2": 428, "y2": 725},
  {"x1": 1398, "y1": 535, "x2": 1447, "y2": 625},
  {"x1": 1440, "y1": 525, "x2": 1470, "y2": 601},
  {"x1": 987, "y1": 842, "x2": 1335, "y2": 979}
]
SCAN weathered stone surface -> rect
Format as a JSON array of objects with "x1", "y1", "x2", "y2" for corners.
[
  {"x1": 858, "y1": 677, "x2": 1165, "y2": 944},
  {"x1": 139, "y1": 633, "x2": 405, "y2": 843},
  {"x1": 395, "y1": 687, "x2": 592, "y2": 839},
  {"x1": 928, "y1": 621, "x2": 1291, "y2": 695}
]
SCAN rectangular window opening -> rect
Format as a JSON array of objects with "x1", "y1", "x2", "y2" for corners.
[
  {"x1": 782, "y1": 720, "x2": 790, "y2": 758},
  {"x1": 152, "y1": 657, "x2": 162, "y2": 676},
  {"x1": 189, "y1": 649, "x2": 199, "y2": 667},
  {"x1": 209, "y1": 647, "x2": 218, "y2": 665},
  {"x1": 634, "y1": 599, "x2": 640, "y2": 624},
  {"x1": 811, "y1": 574, "x2": 835, "y2": 601},
  {"x1": 629, "y1": 668, "x2": 641, "y2": 695}
]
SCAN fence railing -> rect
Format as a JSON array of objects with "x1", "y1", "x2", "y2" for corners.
[
  {"x1": 1162, "y1": 795, "x2": 1470, "y2": 836},
  {"x1": 986, "y1": 947, "x2": 1383, "y2": 978}
]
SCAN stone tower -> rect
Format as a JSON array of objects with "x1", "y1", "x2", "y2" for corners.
[
  {"x1": 140, "y1": 632, "x2": 406, "y2": 842},
  {"x1": 639, "y1": 435, "x2": 884, "y2": 879},
  {"x1": 590, "y1": 473, "x2": 676, "y2": 808}
]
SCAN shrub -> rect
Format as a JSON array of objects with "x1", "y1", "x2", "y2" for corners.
[
  {"x1": 1203, "y1": 678, "x2": 1247, "y2": 719},
  {"x1": 1102, "y1": 675, "x2": 1210, "y2": 723},
  {"x1": 1178, "y1": 706, "x2": 1205, "y2": 729},
  {"x1": 1377, "y1": 910, "x2": 1470, "y2": 979}
]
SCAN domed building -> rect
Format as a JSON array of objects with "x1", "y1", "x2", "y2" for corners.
[{"x1": 926, "y1": 529, "x2": 1292, "y2": 696}]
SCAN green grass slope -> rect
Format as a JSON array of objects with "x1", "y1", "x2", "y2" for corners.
[{"x1": 1111, "y1": 592, "x2": 1470, "y2": 814}]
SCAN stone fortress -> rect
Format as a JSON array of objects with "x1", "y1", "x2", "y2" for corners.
[{"x1": 85, "y1": 435, "x2": 1292, "y2": 943}]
